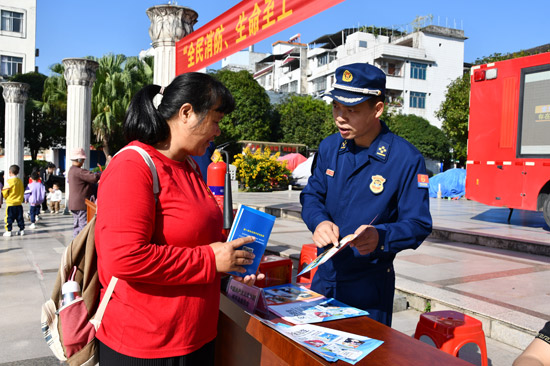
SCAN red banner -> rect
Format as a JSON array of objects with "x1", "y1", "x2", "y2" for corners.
[{"x1": 175, "y1": 0, "x2": 345, "y2": 74}]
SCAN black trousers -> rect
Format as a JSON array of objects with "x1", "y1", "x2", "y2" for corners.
[
  {"x1": 5, "y1": 205, "x2": 24, "y2": 231},
  {"x1": 98, "y1": 339, "x2": 216, "y2": 366}
]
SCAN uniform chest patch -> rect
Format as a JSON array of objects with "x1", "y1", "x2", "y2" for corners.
[
  {"x1": 370, "y1": 175, "x2": 386, "y2": 194},
  {"x1": 326, "y1": 169, "x2": 335, "y2": 177}
]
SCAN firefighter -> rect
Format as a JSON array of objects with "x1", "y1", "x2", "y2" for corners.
[{"x1": 300, "y1": 63, "x2": 432, "y2": 326}]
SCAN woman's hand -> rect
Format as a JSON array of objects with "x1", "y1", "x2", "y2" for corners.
[
  {"x1": 232, "y1": 272, "x2": 266, "y2": 287},
  {"x1": 210, "y1": 236, "x2": 257, "y2": 274}
]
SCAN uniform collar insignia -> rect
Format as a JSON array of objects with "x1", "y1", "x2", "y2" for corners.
[
  {"x1": 338, "y1": 140, "x2": 349, "y2": 154},
  {"x1": 373, "y1": 140, "x2": 390, "y2": 162}
]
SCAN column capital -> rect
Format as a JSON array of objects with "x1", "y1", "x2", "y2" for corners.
[
  {"x1": 1, "y1": 82, "x2": 30, "y2": 104},
  {"x1": 147, "y1": 5, "x2": 198, "y2": 47},
  {"x1": 62, "y1": 58, "x2": 99, "y2": 87}
]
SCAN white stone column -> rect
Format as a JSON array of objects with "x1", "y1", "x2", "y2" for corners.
[
  {"x1": 2, "y1": 82, "x2": 29, "y2": 175},
  {"x1": 147, "y1": 5, "x2": 198, "y2": 86},
  {"x1": 62, "y1": 58, "x2": 99, "y2": 171},
  {"x1": 62, "y1": 58, "x2": 98, "y2": 214}
]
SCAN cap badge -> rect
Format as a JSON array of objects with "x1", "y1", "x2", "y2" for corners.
[
  {"x1": 342, "y1": 70, "x2": 353, "y2": 82},
  {"x1": 370, "y1": 175, "x2": 386, "y2": 194}
]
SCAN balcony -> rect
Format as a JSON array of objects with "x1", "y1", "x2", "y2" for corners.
[{"x1": 374, "y1": 44, "x2": 434, "y2": 63}]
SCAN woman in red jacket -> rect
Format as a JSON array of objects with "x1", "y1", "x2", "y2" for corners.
[{"x1": 95, "y1": 73, "x2": 261, "y2": 365}]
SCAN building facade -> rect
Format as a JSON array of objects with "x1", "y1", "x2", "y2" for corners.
[
  {"x1": 252, "y1": 25, "x2": 466, "y2": 129},
  {"x1": 0, "y1": 0, "x2": 36, "y2": 79}
]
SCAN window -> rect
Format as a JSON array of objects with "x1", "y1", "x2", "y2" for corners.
[
  {"x1": 1, "y1": 55, "x2": 23, "y2": 76},
  {"x1": 289, "y1": 80, "x2": 298, "y2": 93},
  {"x1": 410, "y1": 62, "x2": 427, "y2": 80},
  {"x1": 359, "y1": 40, "x2": 367, "y2": 48},
  {"x1": 317, "y1": 52, "x2": 336, "y2": 67},
  {"x1": 312, "y1": 77, "x2": 327, "y2": 92},
  {"x1": 410, "y1": 92, "x2": 426, "y2": 109},
  {"x1": 1, "y1": 10, "x2": 23, "y2": 33}
]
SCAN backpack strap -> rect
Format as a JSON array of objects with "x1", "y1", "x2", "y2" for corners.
[
  {"x1": 115, "y1": 145, "x2": 160, "y2": 197},
  {"x1": 90, "y1": 276, "x2": 117, "y2": 331},
  {"x1": 91, "y1": 145, "x2": 159, "y2": 330}
]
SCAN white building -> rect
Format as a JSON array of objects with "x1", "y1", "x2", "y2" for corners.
[
  {"x1": 0, "y1": 0, "x2": 36, "y2": 79},
  {"x1": 254, "y1": 25, "x2": 466, "y2": 128},
  {"x1": 221, "y1": 45, "x2": 270, "y2": 73}
]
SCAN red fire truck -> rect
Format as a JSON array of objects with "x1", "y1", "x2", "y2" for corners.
[{"x1": 465, "y1": 52, "x2": 550, "y2": 226}]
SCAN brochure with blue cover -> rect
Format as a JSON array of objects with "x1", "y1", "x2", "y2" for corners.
[{"x1": 227, "y1": 204, "x2": 276, "y2": 277}]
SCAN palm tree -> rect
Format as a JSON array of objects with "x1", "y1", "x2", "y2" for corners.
[
  {"x1": 90, "y1": 54, "x2": 153, "y2": 158},
  {"x1": 41, "y1": 54, "x2": 153, "y2": 160},
  {"x1": 42, "y1": 63, "x2": 68, "y2": 114}
]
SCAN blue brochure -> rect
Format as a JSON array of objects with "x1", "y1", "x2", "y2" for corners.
[{"x1": 227, "y1": 205, "x2": 276, "y2": 277}]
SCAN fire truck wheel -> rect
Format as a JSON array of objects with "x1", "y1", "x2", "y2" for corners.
[{"x1": 544, "y1": 197, "x2": 550, "y2": 228}]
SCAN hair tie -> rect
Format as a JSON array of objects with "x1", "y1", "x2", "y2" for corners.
[{"x1": 159, "y1": 87, "x2": 165, "y2": 95}]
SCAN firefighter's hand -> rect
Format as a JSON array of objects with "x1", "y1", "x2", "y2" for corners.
[
  {"x1": 349, "y1": 225, "x2": 379, "y2": 255},
  {"x1": 210, "y1": 236, "x2": 256, "y2": 274},
  {"x1": 313, "y1": 220, "x2": 340, "y2": 248}
]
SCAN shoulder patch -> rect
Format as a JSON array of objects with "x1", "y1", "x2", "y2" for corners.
[{"x1": 417, "y1": 174, "x2": 429, "y2": 188}]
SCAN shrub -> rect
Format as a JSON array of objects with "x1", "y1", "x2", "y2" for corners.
[{"x1": 232, "y1": 147, "x2": 291, "y2": 192}]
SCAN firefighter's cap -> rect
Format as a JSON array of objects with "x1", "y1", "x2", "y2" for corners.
[{"x1": 324, "y1": 63, "x2": 386, "y2": 106}]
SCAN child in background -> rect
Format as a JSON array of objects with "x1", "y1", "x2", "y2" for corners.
[
  {"x1": 2, "y1": 165, "x2": 25, "y2": 237},
  {"x1": 24, "y1": 171, "x2": 46, "y2": 229},
  {"x1": 48, "y1": 183, "x2": 62, "y2": 214}
]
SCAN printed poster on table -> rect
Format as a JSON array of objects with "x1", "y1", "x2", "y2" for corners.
[
  {"x1": 268, "y1": 297, "x2": 369, "y2": 325},
  {"x1": 257, "y1": 317, "x2": 383, "y2": 364},
  {"x1": 263, "y1": 283, "x2": 324, "y2": 306}
]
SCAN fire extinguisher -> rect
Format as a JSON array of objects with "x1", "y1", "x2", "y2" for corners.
[{"x1": 207, "y1": 161, "x2": 226, "y2": 213}]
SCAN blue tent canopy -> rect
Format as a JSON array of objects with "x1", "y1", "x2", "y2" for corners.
[{"x1": 428, "y1": 168, "x2": 466, "y2": 198}]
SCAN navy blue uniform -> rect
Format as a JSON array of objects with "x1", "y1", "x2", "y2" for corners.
[{"x1": 300, "y1": 122, "x2": 432, "y2": 326}]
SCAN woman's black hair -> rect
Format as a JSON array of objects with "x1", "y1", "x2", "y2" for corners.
[{"x1": 124, "y1": 72, "x2": 235, "y2": 145}]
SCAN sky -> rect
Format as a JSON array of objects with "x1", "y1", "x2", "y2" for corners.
[{"x1": 36, "y1": 0, "x2": 549, "y2": 75}]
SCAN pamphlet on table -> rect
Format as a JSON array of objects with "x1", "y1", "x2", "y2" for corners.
[
  {"x1": 269, "y1": 297, "x2": 369, "y2": 325},
  {"x1": 258, "y1": 317, "x2": 383, "y2": 364},
  {"x1": 263, "y1": 283, "x2": 324, "y2": 306},
  {"x1": 262, "y1": 284, "x2": 368, "y2": 325}
]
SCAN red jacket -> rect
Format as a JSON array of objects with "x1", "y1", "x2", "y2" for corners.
[{"x1": 95, "y1": 141, "x2": 223, "y2": 358}]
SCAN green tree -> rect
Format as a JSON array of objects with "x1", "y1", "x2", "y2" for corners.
[
  {"x1": 42, "y1": 63, "x2": 68, "y2": 115},
  {"x1": 210, "y1": 69, "x2": 275, "y2": 145},
  {"x1": 90, "y1": 54, "x2": 153, "y2": 157},
  {"x1": 275, "y1": 94, "x2": 336, "y2": 149},
  {"x1": 387, "y1": 114, "x2": 451, "y2": 162},
  {"x1": 42, "y1": 54, "x2": 153, "y2": 159},
  {"x1": 435, "y1": 73, "x2": 470, "y2": 164}
]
